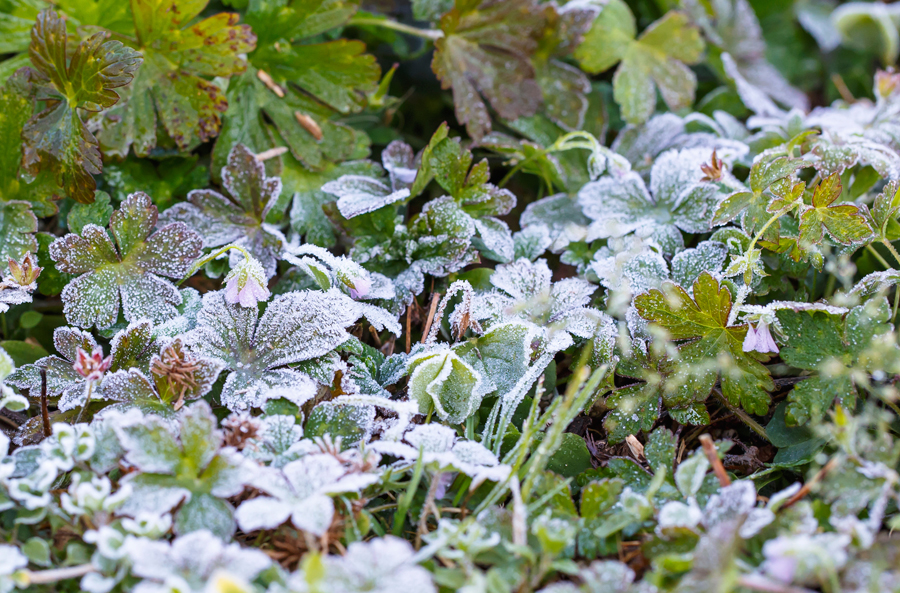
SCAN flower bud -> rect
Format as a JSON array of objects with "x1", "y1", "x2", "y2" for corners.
[
  {"x1": 73, "y1": 347, "x2": 112, "y2": 381},
  {"x1": 223, "y1": 257, "x2": 270, "y2": 307},
  {"x1": 6, "y1": 253, "x2": 41, "y2": 288}
]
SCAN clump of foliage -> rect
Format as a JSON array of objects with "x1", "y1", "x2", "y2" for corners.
[{"x1": 3, "y1": 1, "x2": 900, "y2": 592}]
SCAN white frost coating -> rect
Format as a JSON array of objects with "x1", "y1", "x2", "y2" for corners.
[
  {"x1": 234, "y1": 453, "x2": 378, "y2": 535},
  {"x1": 703, "y1": 480, "x2": 758, "y2": 529},
  {"x1": 657, "y1": 499, "x2": 702, "y2": 532},
  {"x1": 125, "y1": 529, "x2": 271, "y2": 590},
  {"x1": 323, "y1": 175, "x2": 411, "y2": 219},
  {"x1": 190, "y1": 289, "x2": 363, "y2": 411},
  {"x1": 383, "y1": 141, "x2": 417, "y2": 188},
  {"x1": 322, "y1": 536, "x2": 436, "y2": 593},
  {"x1": 722, "y1": 53, "x2": 784, "y2": 118},
  {"x1": 370, "y1": 424, "x2": 511, "y2": 489},
  {"x1": 590, "y1": 236, "x2": 669, "y2": 295}
]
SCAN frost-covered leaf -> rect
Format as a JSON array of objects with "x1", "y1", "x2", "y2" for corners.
[
  {"x1": 683, "y1": 0, "x2": 808, "y2": 111},
  {"x1": 321, "y1": 536, "x2": 436, "y2": 593},
  {"x1": 117, "y1": 401, "x2": 245, "y2": 537},
  {"x1": 306, "y1": 400, "x2": 375, "y2": 447},
  {"x1": 798, "y1": 173, "x2": 873, "y2": 251},
  {"x1": 125, "y1": 530, "x2": 271, "y2": 590},
  {"x1": 579, "y1": 148, "x2": 734, "y2": 253},
  {"x1": 98, "y1": 0, "x2": 255, "y2": 155},
  {"x1": 323, "y1": 175, "x2": 410, "y2": 220},
  {"x1": 162, "y1": 144, "x2": 286, "y2": 278},
  {"x1": 408, "y1": 348, "x2": 485, "y2": 424},
  {"x1": 432, "y1": 0, "x2": 546, "y2": 140},
  {"x1": 23, "y1": 9, "x2": 141, "y2": 204},
  {"x1": 50, "y1": 193, "x2": 202, "y2": 328},
  {"x1": 635, "y1": 272, "x2": 774, "y2": 415},
  {"x1": 574, "y1": 0, "x2": 704, "y2": 124},
  {"x1": 190, "y1": 289, "x2": 360, "y2": 411},
  {"x1": 235, "y1": 452, "x2": 377, "y2": 534},
  {"x1": 776, "y1": 299, "x2": 898, "y2": 425}
]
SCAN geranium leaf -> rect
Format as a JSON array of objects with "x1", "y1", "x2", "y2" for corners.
[
  {"x1": 635, "y1": 272, "x2": 773, "y2": 415},
  {"x1": 432, "y1": 0, "x2": 546, "y2": 141},
  {"x1": 98, "y1": 0, "x2": 255, "y2": 156},
  {"x1": 162, "y1": 144, "x2": 286, "y2": 277},
  {"x1": 575, "y1": 1, "x2": 704, "y2": 124},
  {"x1": 0, "y1": 70, "x2": 61, "y2": 218},
  {"x1": 50, "y1": 192, "x2": 203, "y2": 328},
  {"x1": 22, "y1": 8, "x2": 141, "y2": 204},
  {"x1": 798, "y1": 172, "x2": 874, "y2": 249}
]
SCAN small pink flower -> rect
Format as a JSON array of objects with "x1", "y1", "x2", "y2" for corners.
[
  {"x1": 743, "y1": 321, "x2": 779, "y2": 354},
  {"x1": 347, "y1": 274, "x2": 372, "y2": 300},
  {"x1": 223, "y1": 257, "x2": 270, "y2": 308},
  {"x1": 73, "y1": 348, "x2": 112, "y2": 381}
]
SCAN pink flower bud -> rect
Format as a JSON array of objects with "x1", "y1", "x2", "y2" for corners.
[
  {"x1": 73, "y1": 348, "x2": 112, "y2": 381},
  {"x1": 223, "y1": 257, "x2": 270, "y2": 308}
]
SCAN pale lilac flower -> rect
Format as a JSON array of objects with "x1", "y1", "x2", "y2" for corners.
[
  {"x1": 73, "y1": 348, "x2": 112, "y2": 381},
  {"x1": 223, "y1": 257, "x2": 270, "y2": 308},
  {"x1": 346, "y1": 273, "x2": 372, "y2": 300},
  {"x1": 743, "y1": 321, "x2": 779, "y2": 354}
]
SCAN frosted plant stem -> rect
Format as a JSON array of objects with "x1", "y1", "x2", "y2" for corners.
[
  {"x1": 865, "y1": 243, "x2": 892, "y2": 270},
  {"x1": 76, "y1": 380, "x2": 94, "y2": 424},
  {"x1": 882, "y1": 239, "x2": 900, "y2": 269},
  {"x1": 179, "y1": 244, "x2": 253, "y2": 286},
  {"x1": 23, "y1": 564, "x2": 95, "y2": 585},
  {"x1": 347, "y1": 16, "x2": 443, "y2": 41}
]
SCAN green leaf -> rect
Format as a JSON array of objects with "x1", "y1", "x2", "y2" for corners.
[
  {"x1": 23, "y1": 9, "x2": 142, "y2": 204},
  {"x1": 305, "y1": 401, "x2": 374, "y2": 446},
  {"x1": 408, "y1": 348, "x2": 485, "y2": 424},
  {"x1": 798, "y1": 173, "x2": 873, "y2": 249},
  {"x1": 432, "y1": 0, "x2": 546, "y2": 140},
  {"x1": 575, "y1": 1, "x2": 704, "y2": 124},
  {"x1": 580, "y1": 478, "x2": 624, "y2": 519},
  {"x1": 0, "y1": 199, "x2": 37, "y2": 262},
  {"x1": 67, "y1": 191, "x2": 113, "y2": 235},
  {"x1": 50, "y1": 192, "x2": 203, "y2": 328},
  {"x1": 776, "y1": 299, "x2": 895, "y2": 425},
  {"x1": 635, "y1": 272, "x2": 774, "y2": 415},
  {"x1": 98, "y1": 0, "x2": 255, "y2": 156},
  {"x1": 0, "y1": 69, "x2": 61, "y2": 217},
  {"x1": 870, "y1": 179, "x2": 900, "y2": 241}
]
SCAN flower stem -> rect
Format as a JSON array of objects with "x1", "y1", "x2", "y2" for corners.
[
  {"x1": 179, "y1": 244, "x2": 253, "y2": 286},
  {"x1": 76, "y1": 380, "x2": 94, "y2": 424},
  {"x1": 348, "y1": 16, "x2": 443, "y2": 41},
  {"x1": 881, "y1": 239, "x2": 900, "y2": 269},
  {"x1": 866, "y1": 243, "x2": 893, "y2": 270}
]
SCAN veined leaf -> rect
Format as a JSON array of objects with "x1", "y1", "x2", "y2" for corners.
[
  {"x1": 99, "y1": 0, "x2": 255, "y2": 156},
  {"x1": 574, "y1": 0, "x2": 704, "y2": 124},
  {"x1": 22, "y1": 8, "x2": 142, "y2": 204},
  {"x1": 432, "y1": 0, "x2": 546, "y2": 141},
  {"x1": 635, "y1": 272, "x2": 773, "y2": 415}
]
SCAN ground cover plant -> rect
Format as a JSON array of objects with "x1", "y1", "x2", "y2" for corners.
[{"x1": 3, "y1": 0, "x2": 900, "y2": 591}]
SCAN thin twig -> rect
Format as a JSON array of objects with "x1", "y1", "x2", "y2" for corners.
[
  {"x1": 712, "y1": 388, "x2": 770, "y2": 442},
  {"x1": 782, "y1": 457, "x2": 841, "y2": 509},
  {"x1": 367, "y1": 325, "x2": 383, "y2": 348},
  {"x1": 40, "y1": 367, "x2": 51, "y2": 438},
  {"x1": 420, "y1": 292, "x2": 441, "y2": 344},
  {"x1": 831, "y1": 73, "x2": 856, "y2": 104},
  {"x1": 699, "y1": 434, "x2": 731, "y2": 487},
  {"x1": 405, "y1": 306, "x2": 412, "y2": 354}
]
